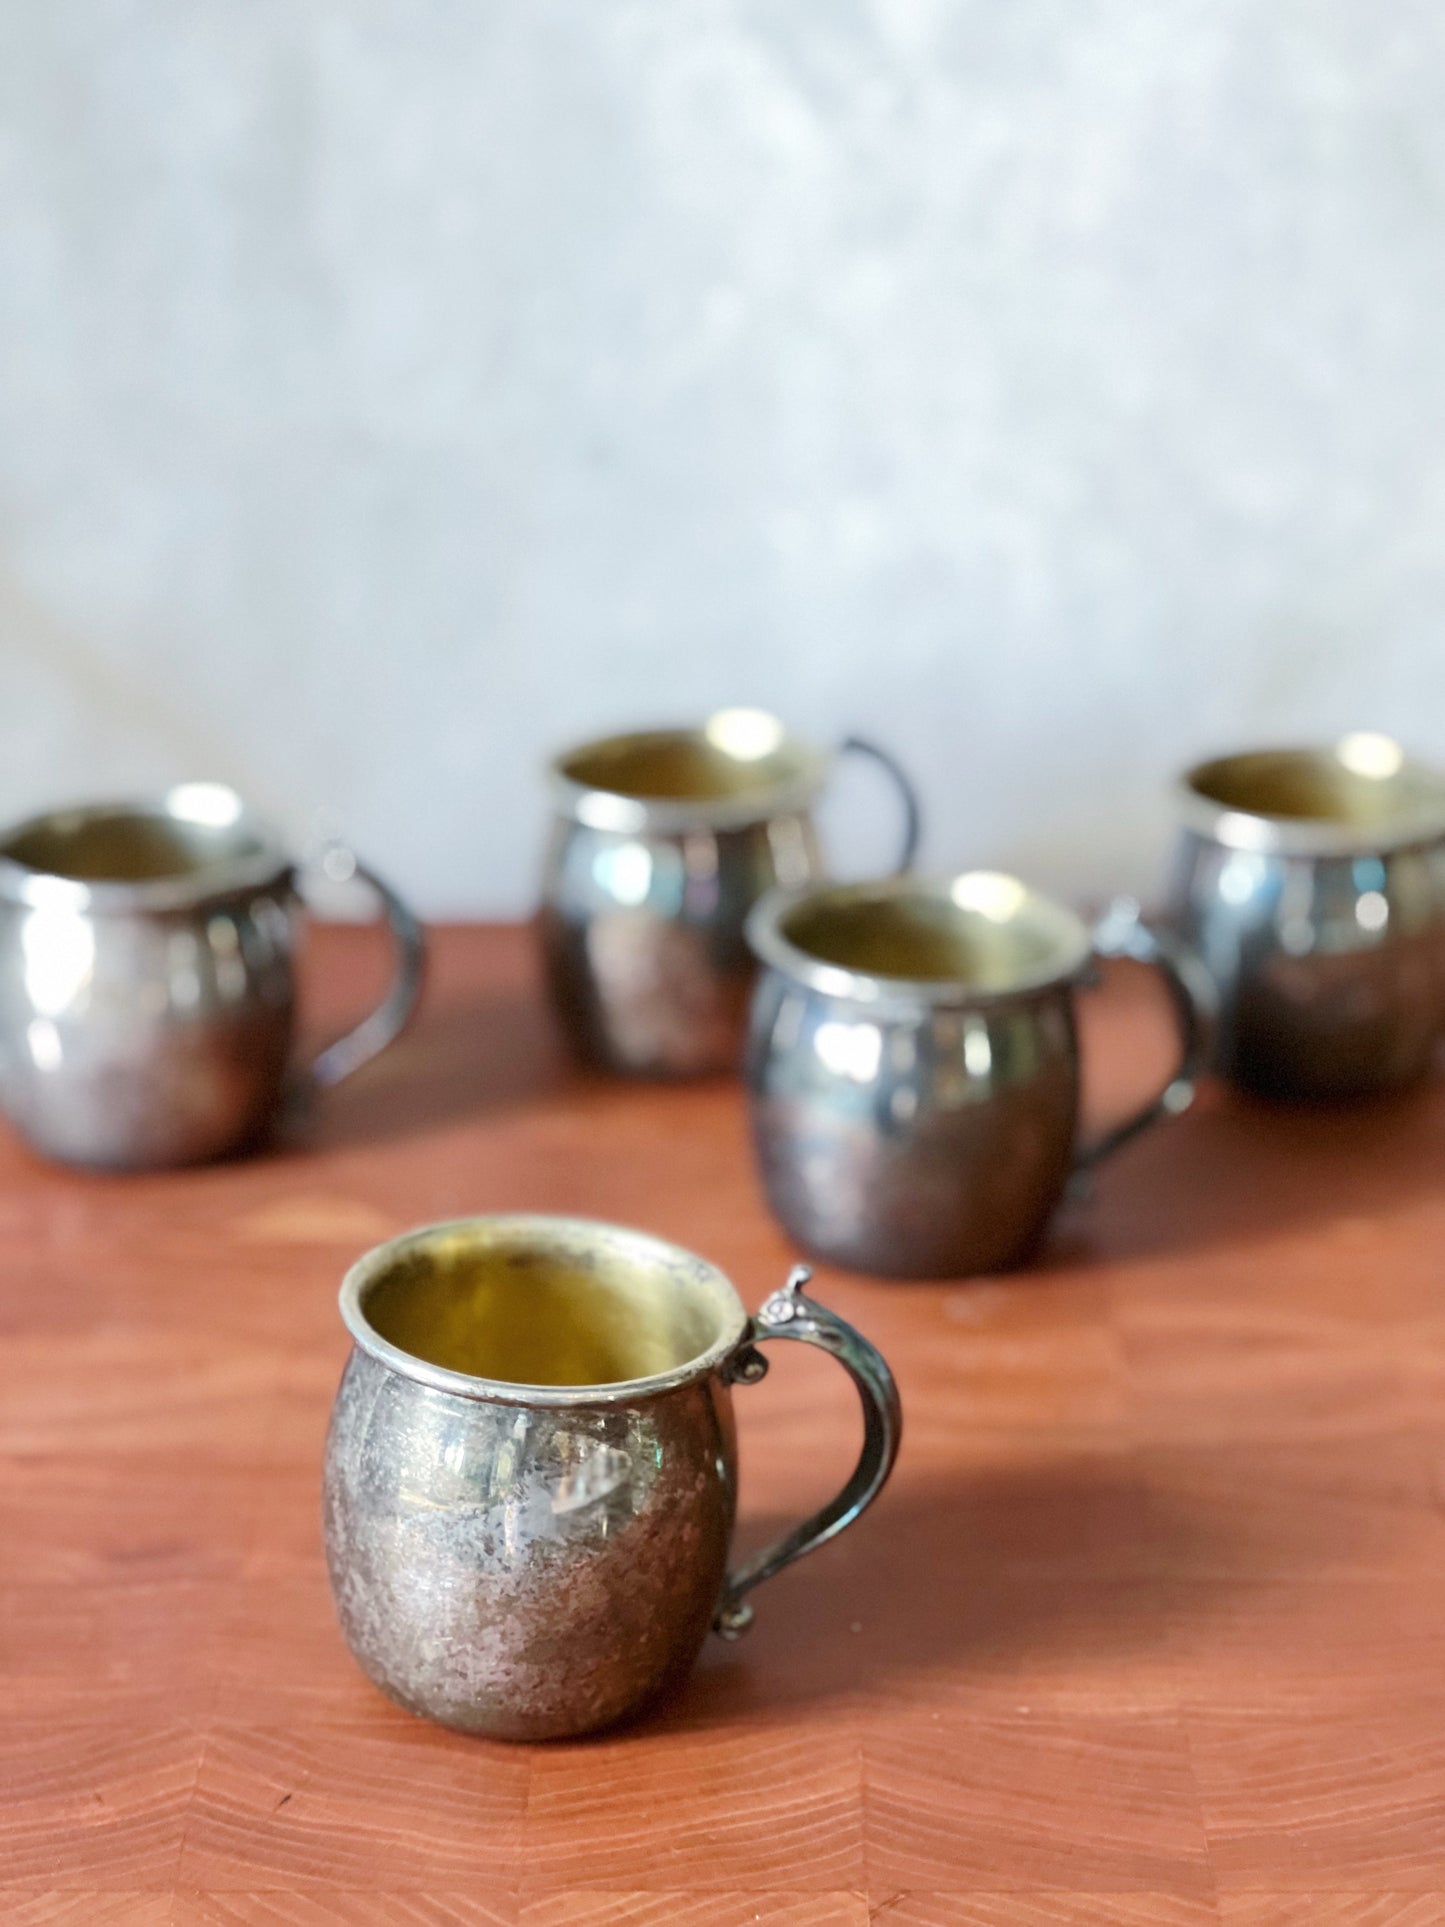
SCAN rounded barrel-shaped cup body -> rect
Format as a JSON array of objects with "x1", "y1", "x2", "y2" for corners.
[
  {"x1": 322, "y1": 1217, "x2": 749, "y2": 1741},
  {"x1": 745, "y1": 875, "x2": 1092, "y2": 1279},
  {"x1": 748, "y1": 972, "x2": 1080, "y2": 1278},
  {"x1": 0, "y1": 791, "x2": 298, "y2": 1168},
  {"x1": 541, "y1": 814, "x2": 824, "y2": 1077},
  {"x1": 1169, "y1": 742, "x2": 1445, "y2": 1100},
  {"x1": 539, "y1": 717, "x2": 829, "y2": 1077},
  {"x1": 325, "y1": 1348, "x2": 735, "y2": 1740}
]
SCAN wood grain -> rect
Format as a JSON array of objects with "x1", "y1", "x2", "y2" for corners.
[
  {"x1": 881, "y1": 1900, "x2": 1219, "y2": 1926},
  {"x1": 863, "y1": 1709, "x2": 1211, "y2": 1894},
  {"x1": 3, "y1": 923, "x2": 1445, "y2": 1920}
]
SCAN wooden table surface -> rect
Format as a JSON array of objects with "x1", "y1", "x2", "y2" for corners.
[{"x1": 5, "y1": 922, "x2": 1445, "y2": 1924}]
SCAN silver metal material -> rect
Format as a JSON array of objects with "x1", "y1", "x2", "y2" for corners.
[
  {"x1": 1168, "y1": 738, "x2": 1445, "y2": 1099},
  {"x1": 0, "y1": 787, "x2": 426, "y2": 1168},
  {"x1": 1073, "y1": 897, "x2": 1216, "y2": 1169},
  {"x1": 539, "y1": 711, "x2": 922, "y2": 1077},
  {"x1": 322, "y1": 1216, "x2": 900, "y2": 1740},
  {"x1": 838, "y1": 736, "x2": 922, "y2": 873},
  {"x1": 308, "y1": 843, "x2": 427, "y2": 1090},
  {"x1": 745, "y1": 872, "x2": 1210, "y2": 1279},
  {"x1": 712, "y1": 1263, "x2": 901, "y2": 1638}
]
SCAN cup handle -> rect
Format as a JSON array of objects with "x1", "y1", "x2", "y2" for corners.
[
  {"x1": 713, "y1": 1265, "x2": 901, "y2": 1638},
  {"x1": 304, "y1": 840, "x2": 428, "y2": 1090},
  {"x1": 838, "y1": 736, "x2": 922, "y2": 874},
  {"x1": 1071, "y1": 896, "x2": 1214, "y2": 1175}
]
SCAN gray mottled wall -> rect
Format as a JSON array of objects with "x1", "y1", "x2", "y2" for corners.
[{"x1": 2, "y1": 1, "x2": 1443, "y2": 912}]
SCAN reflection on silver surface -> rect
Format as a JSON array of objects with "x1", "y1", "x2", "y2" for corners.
[
  {"x1": 1168, "y1": 741, "x2": 1445, "y2": 1099},
  {"x1": 538, "y1": 717, "x2": 921, "y2": 1078},
  {"x1": 323, "y1": 1216, "x2": 900, "y2": 1740},
  {"x1": 0, "y1": 789, "x2": 425, "y2": 1168},
  {"x1": 745, "y1": 874, "x2": 1209, "y2": 1279}
]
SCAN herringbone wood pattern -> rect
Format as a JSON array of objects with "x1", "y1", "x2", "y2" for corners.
[{"x1": 4, "y1": 924, "x2": 1445, "y2": 1923}]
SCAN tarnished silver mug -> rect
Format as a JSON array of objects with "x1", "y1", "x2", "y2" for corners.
[
  {"x1": 323, "y1": 1214, "x2": 900, "y2": 1740},
  {"x1": 1169, "y1": 736, "x2": 1445, "y2": 1099},
  {"x1": 0, "y1": 785, "x2": 425, "y2": 1168},
  {"x1": 539, "y1": 708, "x2": 921, "y2": 1076},
  {"x1": 745, "y1": 873, "x2": 1211, "y2": 1278}
]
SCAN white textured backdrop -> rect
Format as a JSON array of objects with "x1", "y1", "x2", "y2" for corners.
[{"x1": 2, "y1": 0, "x2": 1444, "y2": 913}]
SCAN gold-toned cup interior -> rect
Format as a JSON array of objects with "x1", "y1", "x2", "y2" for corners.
[
  {"x1": 2, "y1": 789, "x2": 269, "y2": 885},
  {"x1": 358, "y1": 1221, "x2": 734, "y2": 1389},
  {"x1": 1187, "y1": 739, "x2": 1445, "y2": 831},
  {"x1": 777, "y1": 873, "x2": 1088, "y2": 993},
  {"x1": 557, "y1": 710, "x2": 814, "y2": 804}
]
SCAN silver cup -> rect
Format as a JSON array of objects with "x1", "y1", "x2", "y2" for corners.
[
  {"x1": 745, "y1": 873, "x2": 1211, "y2": 1278},
  {"x1": 1169, "y1": 736, "x2": 1445, "y2": 1099},
  {"x1": 323, "y1": 1214, "x2": 900, "y2": 1740},
  {"x1": 539, "y1": 708, "x2": 921, "y2": 1077},
  {"x1": 0, "y1": 784, "x2": 425, "y2": 1168}
]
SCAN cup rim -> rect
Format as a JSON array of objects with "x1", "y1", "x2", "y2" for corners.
[
  {"x1": 1177, "y1": 737, "x2": 1445, "y2": 856},
  {"x1": 338, "y1": 1213, "x2": 751, "y2": 1407},
  {"x1": 0, "y1": 785, "x2": 292, "y2": 912},
  {"x1": 547, "y1": 713, "x2": 830, "y2": 834},
  {"x1": 746, "y1": 871, "x2": 1095, "y2": 1007}
]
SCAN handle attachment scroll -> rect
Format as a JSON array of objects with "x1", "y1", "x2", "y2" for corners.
[
  {"x1": 305, "y1": 840, "x2": 428, "y2": 1090},
  {"x1": 838, "y1": 736, "x2": 922, "y2": 875},
  {"x1": 713, "y1": 1266, "x2": 901, "y2": 1638},
  {"x1": 1072, "y1": 896, "x2": 1214, "y2": 1175}
]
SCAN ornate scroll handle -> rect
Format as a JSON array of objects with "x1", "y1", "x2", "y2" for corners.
[{"x1": 713, "y1": 1265, "x2": 902, "y2": 1639}]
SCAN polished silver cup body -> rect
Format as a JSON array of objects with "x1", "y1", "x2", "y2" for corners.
[
  {"x1": 323, "y1": 1216, "x2": 899, "y2": 1741},
  {"x1": 746, "y1": 876, "x2": 1207, "y2": 1279},
  {"x1": 327, "y1": 1336, "x2": 736, "y2": 1742},
  {"x1": 1168, "y1": 740, "x2": 1445, "y2": 1100},
  {"x1": 539, "y1": 714, "x2": 919, "y2": 1077},
  {"x1": 0, "y1": 787, "x2": 424, "y2": 1168}
]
